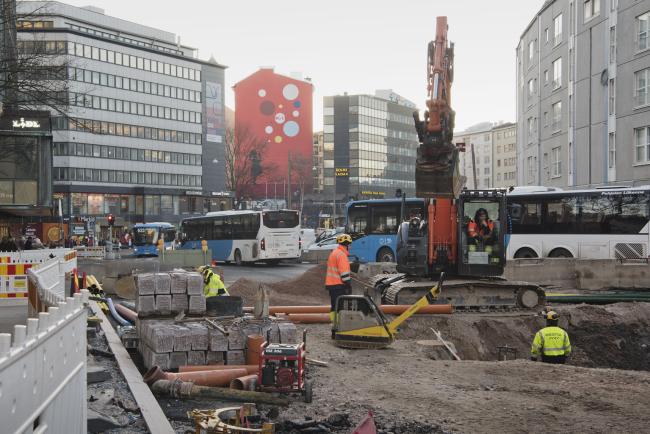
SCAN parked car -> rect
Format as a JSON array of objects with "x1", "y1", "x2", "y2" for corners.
[
  {"x1": 303, "y1": 236, "x2": 338, "y2": 253},
  {"x1": 300, "y1": 228, "x2": 316, "y2": 251}
]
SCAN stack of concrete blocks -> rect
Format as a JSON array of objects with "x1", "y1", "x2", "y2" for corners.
[
  {"x1": 137, "y1": 316, "x2": 299, "y2": 370},
  {"x1": 135, "y1": 272, "x2": 206, "y2": 317}
]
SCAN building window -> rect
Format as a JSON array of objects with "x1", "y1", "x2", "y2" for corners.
[
  {"x1": 609, "y1": 79, "x2": 615, "y2": 115},
  {"x1": 527, "y1": 117, "x2": 536, "y2": 141},
  {"x1": 584, "y1": 0, "x2": 600, "y2": 22},
  {"x1": 528, "y1": 40, "x2": 535, "y2": 63},
  {"x1": 528, "y1": 78, "x2": 535, "y2": 99},
  {"x1": 545, "y1": 28, "x2": 549, "y2": 44},
  {"x1": 553, "y1": 14, "x2": 563, "y2": 46},
  {"x1": 552, "y1": 101, "x2": 562, "y2": 132},
  {"x1": 635, "y1": 68, "x2": 649, "y2": 107},
  {"x1": 610, "y1": 26, "x2": 616, "y2": 62},
  {"x1": 551, "y1": 147, "x2": 561, "y2": 178},
  {"x1": 527, "y1": 156, "x2": 536, "y2": 183},
  {"x1": 544, "y1": 70, "x2": 549, "y2": 84},
  {"x1": 552, "y1": 58, "x2": 562, "y2": 89},
  {"x1": 635, "y1": 126, "x2": 650, "y2": 163},
  {"x1": 637, "y1": 12, "x2": 650, "y2": 51},
  {"x1": 608, "y1": 132, "x2": 616, "y2": 169}
]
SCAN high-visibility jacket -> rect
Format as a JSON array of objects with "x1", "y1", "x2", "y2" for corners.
[
  {"x1": 531, "y1": 326, "x2": 571, "y2": 358},
  {"x1": 325, "y1": 245, "x2": 351, "y2": 287},
  {"x1": 468, "y1": 219, "x2": 494, "y2": 238},
  {"x1": 204, "y1": 270, "x2": 229, "y2": 298}
]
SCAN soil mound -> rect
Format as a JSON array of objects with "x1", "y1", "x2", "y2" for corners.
[{"x1": 229, "y1": 264, "x2": 330, "y2": 306}]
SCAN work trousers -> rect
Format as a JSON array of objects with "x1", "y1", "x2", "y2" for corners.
[
  {"x1": 541, "y1": 355, "x2": 567, "y2": 364},
  {"x1": 326, "y1": 283, "x2": 351, "y2": 312}
]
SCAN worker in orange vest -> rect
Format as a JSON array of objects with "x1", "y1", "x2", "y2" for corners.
[
  {"x1": 325, "y1": 233, "x2": 353, "y2": 335},
  {"x1": 467, "y1": 208, "x2": 495, "y2": 248}
]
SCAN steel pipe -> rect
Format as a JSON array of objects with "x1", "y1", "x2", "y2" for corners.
[
  {"x1": 178, "y1": 364, "x2": 260, "y2": 375},
  {"x1": 229, "y1": 374, "x2": 258, "y2": 391},
  {"x1": 143, "y1": 365, "x2": 248, "y2": 387},
  {"x1": 151, "y1": 379, "x2": 289, "y2": 406},
  {"x1": 114, "y1": 303, "x2": 137, "y2": 323}
]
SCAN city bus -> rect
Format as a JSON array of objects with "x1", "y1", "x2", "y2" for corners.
[
  {"x1": 507, "y1": 186, "x2": 650, "y2": 259},
  {"x1": 132, "y1": 222, "x2": 176, "y2": 256},
  {"x1": 346, "y1": 198, "x2": 426, "y2": 263},
  {"x1": 179, "y1": 209, "x2": 301, "y2": 265}
]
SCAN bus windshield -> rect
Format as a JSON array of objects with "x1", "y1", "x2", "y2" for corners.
[
  {"x1": 262, "y1": 211, "x2": 299, "y2": 229},
  {"x1": 134, "y1": 227, "x2": 158, "y2": 246}
]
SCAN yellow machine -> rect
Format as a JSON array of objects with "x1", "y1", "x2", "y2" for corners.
[{"x1": 333, "y1": 274, "x2": 444, "y2": 349}]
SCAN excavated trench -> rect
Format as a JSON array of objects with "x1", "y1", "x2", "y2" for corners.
[{"x1": 399, "y1": 302, "x2": 650, "y2": 370}]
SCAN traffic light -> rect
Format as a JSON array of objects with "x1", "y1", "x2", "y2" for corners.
[{"x1": 107, "y1": 214, "x2": 115, "y2": 226}]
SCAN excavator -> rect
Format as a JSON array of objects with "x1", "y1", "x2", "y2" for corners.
[
  {"x1": 333, "y1": 17, "x2": 544, "y2": 349},
  {"x1": 370, "y1": 16, "x2": 545, "y2": 310}
]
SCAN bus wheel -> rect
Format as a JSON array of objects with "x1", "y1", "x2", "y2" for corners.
[
  {"x1": 548, "y1": 248, "x2": 572, "y2": 258},
  {"x1": 376, "y1": 247, "x2": 395, "y2": 263},
  {"x1": 234, "y1": 249, "x2": 243, "y2": 266},
  {"x1": 514, "y1": 247, "x2": 538, "y2": 259}
]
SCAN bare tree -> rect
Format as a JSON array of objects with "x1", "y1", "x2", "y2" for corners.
[
  {"x1": 0, "y1": 0, "x2": 71, "y2": 114},
  {"x1": 224, "y1": 125, "x2": 271, "y2": 202}
]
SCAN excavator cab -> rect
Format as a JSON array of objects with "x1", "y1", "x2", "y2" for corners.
[{"x1": 457, "y1": 190, "x2": 507, "y2": 277}]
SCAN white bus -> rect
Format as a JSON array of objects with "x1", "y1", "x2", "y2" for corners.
[
  {"x1": 506, "y1": 186, "x2": 650, "y2": 260},
  {"x1": 179, "y1": 209, "x2": 301, "y2": 265}
]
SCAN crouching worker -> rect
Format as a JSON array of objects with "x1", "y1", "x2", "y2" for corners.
[
  {"x1": 325, "y1": 234, "x2": 353, "y2": 337},
  {"x1": 197, "y1": 265, "x2": 229, "y2": 298}
]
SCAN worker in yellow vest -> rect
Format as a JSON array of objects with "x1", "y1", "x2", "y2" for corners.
[
  {"x1": 531, "y1": 310, "x2": 571, "y2": 364},
  {"x1": 197, "y1": 265, "x2": 229, "y2": 298}
]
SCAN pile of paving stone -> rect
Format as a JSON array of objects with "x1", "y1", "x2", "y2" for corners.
[{"x1": 134, "y1": 271, "x2": 298, "y2": 370}]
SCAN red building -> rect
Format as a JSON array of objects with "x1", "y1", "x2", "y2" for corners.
[{"x1": 233, "y1": 68, "x2": 313, "y2": 200}]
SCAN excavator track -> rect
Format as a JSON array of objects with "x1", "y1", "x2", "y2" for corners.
[{"x1": 373, "y1": 274, "x2": 546, "y2": 310}]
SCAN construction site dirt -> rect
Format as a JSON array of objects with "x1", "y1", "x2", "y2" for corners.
[{"x1": 156, "y1": 265, "x2": 650, "y2": 433}]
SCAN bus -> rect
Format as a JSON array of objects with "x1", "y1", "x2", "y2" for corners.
[
  {"x1": 133, "y1": 222, "x2": 177, "y2": 256},
  {"x1": 507, "y1": 186, "x2": 650, "y2": 259},
  {"x1": 346, "y1": 199, "x2": 426, "y2": 263},
  {"x1": 179, "y1": 209, "x2": 301, "y2": 265}
]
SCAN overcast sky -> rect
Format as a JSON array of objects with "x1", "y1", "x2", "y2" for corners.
[{"x1": 62, "y1": 0, "x2": 544, "y2": 131}]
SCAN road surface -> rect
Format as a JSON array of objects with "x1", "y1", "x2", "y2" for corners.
[{"x1": 219, "y1": 261, "x2": 313, "y2": 285}]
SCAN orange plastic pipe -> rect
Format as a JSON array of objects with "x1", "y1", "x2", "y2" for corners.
[
  {"x1": 178, "y1": 365, "x2": 259, "y2": 375},
  {"x1": 143, "y1": 366, "x2": 247, "y2": 387},
  {"x1": 246, "y1": 335, "x2": 265, "y2": 366},
  {"x1": 287, "y1": 313, "x2": 331, "y2": 323},
  {"x1": 230, "y1": 374, "x2": 258, "y2": 391}
]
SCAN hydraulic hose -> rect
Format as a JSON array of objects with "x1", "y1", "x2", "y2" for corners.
[{"x1": 107, "y1": 297, "x2": 132, "y2": 326}]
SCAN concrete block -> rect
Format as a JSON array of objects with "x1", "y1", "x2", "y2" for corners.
[
  {"x1": 188, "y1": 295, "x2": 206, "y2": 315},
  {"x1": 136, "y1": 295, "x2": 155, "y2": 317},
  {"x1": 186, "y1": 322, "x2": 209, "y2": 350},
  {"x1": 209, "y1": 328, "x2": 229, "y2": 352},
  {"x1": 149, "y1": 323, "x2": 175, "y2": 353},
  {"x1": 154, "y1": 273, "x2": 171, "y2": 294},
  {"x1": 169, "y1": 351, "x2": 188, "y2": 369},
  {"x1": 155, "y1": 294, "x2": 172, "y2": 316},
  {"x1": 226, "y1": 350, "x2": 245, "y2": 365},
  {"x1": 278, "y1": 322, "x2": 298, "y2": 344},
  {"x1": 170, "y1": 272, "x2": 188, "y2": 294},
  {"x1": 135, "y1": 273, "x2": 156, "y2": 296},
  {"x1": 173, "y1": 325, "x2": 192, "y2": 352},
  {"x1": 261, "y1": 323, "x2": 281, "y2": 343},
  {"x1": 141, "y1": 345, "x2": 170, "y2": 369},
  {"x1": 186, "y1": 272, "x2": 203, "y2": 295},
  {"x1": 171, "y1": 294, "x2": 189, "y2": 313},
  {"x1": 187, "y1": 350, "x2": 206, "y2": 366},
  {"x1": 227, "y1": 326, "x2": 246, "y2": 350},
  {"x1": 206, "y1": 351, "x2": 224, "y2": 364}
]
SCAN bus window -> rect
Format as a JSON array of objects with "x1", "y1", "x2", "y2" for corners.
[
  {"x1": 510, "y1": 201, "x2": 542, "y2": 234},
  {"x1": 213, "y1": 216, "x2": 228, "y2": 239},
  {"x1": 545, "y1": 197, "x2": 577, "y2": 234},
  {"x1": 163, "y1": 227, "x2": 177, "y2": 242},
  {"x1": 370, "y1": 205, "x2": 399, "y2": 234},
  {"x1": 611, "y1": 195, "x2": 649, "y2": 234},
  {"x1": 263, "y1": 211, "x2": 299, "y2": 229},
  {"x1": 347, "y1": 205, "x2": 368, "y2": 234},
  {"x1": 134, "y1": 227, "x2": 157, "y2": 245}
]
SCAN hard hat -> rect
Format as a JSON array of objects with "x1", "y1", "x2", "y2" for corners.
[
  {"x1": 545, "y1": 310, "x2": 559, "y2": 321},
  {"x1": 197, "y1": 265, "x2": 209, "y2": 274},
  {"x1": 336, "y1": 233, "x2": 353, "y2": 245}
]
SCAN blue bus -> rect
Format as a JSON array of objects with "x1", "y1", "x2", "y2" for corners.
[
  {"x1": 133, "y1": 222, "x2": 177, "y2": 256},
  {"x1": 346, "y1": 199, "x2": 426, "y2": 263}
]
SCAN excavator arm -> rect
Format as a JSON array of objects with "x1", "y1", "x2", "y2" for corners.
[{"x1": 414, "y1": 16, "x2": 464, "y2": 199}]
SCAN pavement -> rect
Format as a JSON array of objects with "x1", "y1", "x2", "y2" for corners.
[
  {"x1": 220, "y1": 261, "x2": 314, "y2": 285},
  {"x1": 0, "y1": 300, "x2": 27, "y2": 334}
]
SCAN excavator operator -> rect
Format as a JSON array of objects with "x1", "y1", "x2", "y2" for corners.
[
  {"x1": 325, "y1": 234, "x2": 353, "y2": 335},
  {"x1": 467, "y1": 208, "x2": 495, "y2": 250}
]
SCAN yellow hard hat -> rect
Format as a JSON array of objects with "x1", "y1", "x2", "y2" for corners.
[
  {"x1": 197, "y1": 265, "x2": 209, "y2": 273},
  {"x1": 336, "y1": 233, "x2": 353, "y2": 245},
  {"x1": 545, "y1": 310, "x2": 559, "y2": 321}
]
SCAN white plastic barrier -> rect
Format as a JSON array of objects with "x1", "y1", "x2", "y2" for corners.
[
  {"x1": 0, "y1": 249, "x2": 76, "y2": 300},
  {"x1": 73, "y1": 246, "x2": 105, "y2": 260},
  {"x1": 0, "y1": 290, "x2": 89, "y2": 434},
  {"x1": 27, "y1": 258, "x2": 67, "y2": 308}
]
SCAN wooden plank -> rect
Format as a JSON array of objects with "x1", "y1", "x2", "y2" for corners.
[
  {"x1": 90, "y1": 301, "x2": 175, "y2": 434},
  {"x1": 430, "y1": 327, "x2": 461, "y2": 361}
]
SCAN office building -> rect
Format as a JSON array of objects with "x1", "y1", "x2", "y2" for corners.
[
  {"x1": 233, "y1": 68, "x2": 313, "y2": 199},
  {"x1": 492, "y1": 122, "x2": 517, "y2": 188},
  {"x1": 313, "y1": 131, "x2": 324, "y2": 194},
  {"x1": 454, "y1": 122, "x2": 494, "y2": 190},
  {"x1": 323, "y1": 90, "x2": 418, "y2": 199},
  {"x1": 16, "y1": 1, "x2": 228, "y2": 227},
  {"x1": 517, "y1": 0, "x2": 650, "y2": 187}
]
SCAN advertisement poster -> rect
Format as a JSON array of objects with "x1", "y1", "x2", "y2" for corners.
[{"x1": 206, "y1": 81, "x2": 223, "y2": 143}]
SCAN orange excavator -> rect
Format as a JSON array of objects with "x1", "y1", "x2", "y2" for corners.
[{"x1": 373, "y1": 17, "x2": 545, "y2": 310}]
